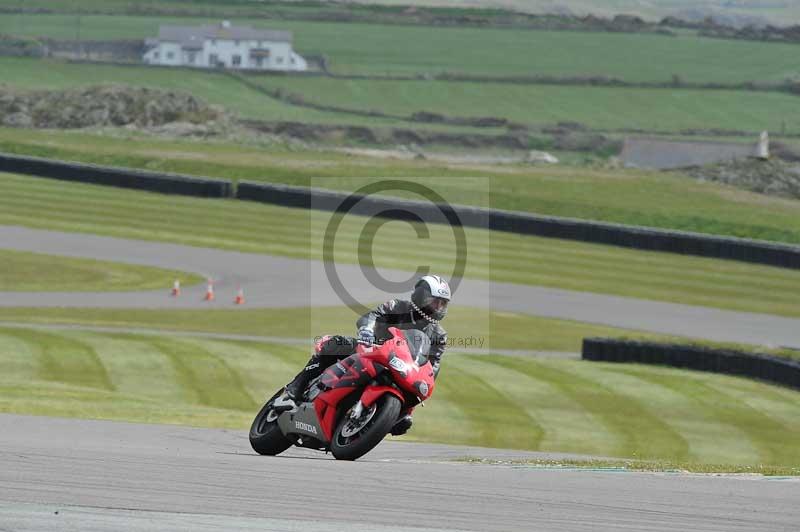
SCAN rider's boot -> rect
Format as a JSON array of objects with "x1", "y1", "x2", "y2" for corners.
[{"x1": 390, "y1": 414, "x2": 413, "y2": 436}]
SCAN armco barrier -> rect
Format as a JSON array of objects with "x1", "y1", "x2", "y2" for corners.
[
  {"x1": 582, "y1": 338, "x2": 800, "y2": 391},
  {"x1": 0, "y1": 153, "x2": 232, "y2": 198},
  {"x1": 237, "y1": 181, "x2": 800, "y2": 270}
]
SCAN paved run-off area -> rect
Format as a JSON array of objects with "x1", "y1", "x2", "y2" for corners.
[{"x1": 0, "y1": 415, "x2": 798, "y2": 532}]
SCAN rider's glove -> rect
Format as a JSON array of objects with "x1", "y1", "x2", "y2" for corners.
[{"x1": 357, "y1": 327, "x2": 375, "y2": 345}]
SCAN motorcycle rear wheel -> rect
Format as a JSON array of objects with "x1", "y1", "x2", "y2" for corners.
[
  {"x1": 249, "y1": 393, "x2": 292, "y2": 456},
  {"x1": 331, "y1": 394, "x2": 402, "y2": 461}
]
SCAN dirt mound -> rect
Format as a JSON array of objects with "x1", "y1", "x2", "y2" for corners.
[
  {"x1": 686, "y1": 158, "x2": 800, "y2": 199},
  {"x1": 0, "y1": 84, "x2": 224, "y2": 129}
]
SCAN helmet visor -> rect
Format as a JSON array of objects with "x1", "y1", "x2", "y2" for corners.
[{"x1": 428, "y1": 297, "x2": 448, "y2": 313}]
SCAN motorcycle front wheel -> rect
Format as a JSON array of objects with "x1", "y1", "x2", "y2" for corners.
[
  {"x1": 249, "y1": 392, "x2": 292, "y2": 456},
  {"x1": 330, "y1": 394, "x2": 402, "y2": 461}
]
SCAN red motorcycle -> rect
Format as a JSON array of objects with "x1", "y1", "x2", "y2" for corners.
[{"x1": 249, "y1": 327, "x2": 436, "y2": 461}]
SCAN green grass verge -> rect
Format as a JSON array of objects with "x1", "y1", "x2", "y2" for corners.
[
  {"x1": 453, "y1": 457, "x2": 800, "y2": 476},
  {"x1": 3, "y1": 172, "x2": 800, "y2": 317},
  {"x1": 0, "y1": 248, "x2": 200, "y2": 292},
  {"x1": 255, "y1": 76, "x2": 800, "y2": 134},
  {"x1": 1, "y1": 325, "x2": 798, "y2": 465},
  {"x1": 3, "y1": 305, "x2": 797, "y2": 361},
  {"x1": 4, "y1": 128, "x2": 800, "y2": 246},
  {"x1": 4, "y1": 15, "x2": 800, "y2": 82},
  {"x1": 0, "y1": 305, "x2": 665, "y2": 353}
]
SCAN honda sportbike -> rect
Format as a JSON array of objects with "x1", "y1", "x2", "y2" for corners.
[{"x1": 249, "y1": 327, "x2": 436, "y2": 461}]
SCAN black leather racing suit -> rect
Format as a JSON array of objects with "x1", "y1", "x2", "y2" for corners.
[
  {"x1": 286, "y1": 299, "x2": 447, "y2": 398},
  {"x1": 356, "y1": 298, "x2": 447, "y2": 377}
]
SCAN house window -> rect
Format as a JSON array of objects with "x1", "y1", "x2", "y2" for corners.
[
  {"x1": 290, "y1": 57, "x2": 295, "y2": 64},
  {"x1": 255, "y1": 57, "x2": 263, "y2": 67},
  {"x1": 187, "y1": 52, "x2": 196, "y2": 63},
  {"x1": 209, "y1": 53, "x2": 219, "y2": 66},
  {"x1": 211, "y1": 39, "x2": 216, "y2": 46},
  {"x1": 153, "y1": 52, "x2": 159, "y2": 59},
  {"x1": 166, "y1": 51, "x2": 174, "y2": 60},
  {"x1": 276, "y1": 56, "x2": 283, "y2": 64},
  {"x1": 235, "y1": 40, "x2": 240, "y2": 46},
  {"x1": 232, "y1": 54, "x2": 241, "y2": 67}
]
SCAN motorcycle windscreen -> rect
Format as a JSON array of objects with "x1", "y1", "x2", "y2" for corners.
[{"x1": 402, "y1": 329, "x2": 431, "y2": 366}]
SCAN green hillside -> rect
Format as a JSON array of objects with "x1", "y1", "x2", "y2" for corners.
[
  {"x1": 0, "y1": 58, "x2": 400, "y2": 127},
  {"x1": 256, "y1": 76, "x2": 800, "y2": 133}
]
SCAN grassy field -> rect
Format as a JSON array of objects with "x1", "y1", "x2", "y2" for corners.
[
  {"x1": 0, "y1": 57, "x2": 503, "y2": 134},
  {"x1": 0, "y1": 324, "x2": 797, "y2": 465},
  {"x1": 6, "y1": 56, "x2": 800, "y2": 136},
  {"x1": 2, "y1": 172, "x2": 800, "y2": 317},
  {"x1": 0, "y1": 249, "x2": 200, "y2": 291},
  {"x1": 4, "y1": 15, "x2": 800, "y2": 83},
  {"x1": 2, "y1": 304, "x2": 798, "y2": 361},
  {"x1": 255, "y1": 76, "x2": 800, "y2": 134},
  {"x1": 0, "y1": 58, "x2": 401, "y2": 127},
  {"x1": 9, "y1": 0, "x2": 800, "y2": 27},
  {"x1": 9, "y1": 51, "x2": 800, "y2": 136},
  {"x1": 4, "y1": 128, "x2": 800, "y2": 245},
  {"x1": 329, "y1": 0, "x2": 800, "y2": 26}
]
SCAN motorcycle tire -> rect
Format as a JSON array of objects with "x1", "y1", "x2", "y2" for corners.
[
  {"x1": 331, "y1": 394, "x2": 402, "y2": 461},
  {"x1": 249, "y1": 395, "x2": 292, "y2": 456}
]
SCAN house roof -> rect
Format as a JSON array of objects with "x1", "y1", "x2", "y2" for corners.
[{"x1": 157, "y1": 23, "x2": 293, "y2": 48}]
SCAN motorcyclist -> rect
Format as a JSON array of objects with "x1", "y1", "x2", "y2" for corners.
[{"x1": 272, "y1": 274, "x2": 451, "y2": 436}]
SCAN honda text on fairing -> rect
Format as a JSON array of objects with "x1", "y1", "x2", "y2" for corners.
[{"x1": 249, "y1": 327, "x2": 436, "y2": 461}]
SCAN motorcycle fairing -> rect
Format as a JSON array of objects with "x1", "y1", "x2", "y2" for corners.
[
  {"x1": 312, "y1": 354, "x2": 378, "y2": 441},
  {"x1": 277, "y1": 402, "x2": 327, "y2": 446},
  {"x1": 319, "y1": 354, "x2": 377, "y2": 390},
  {"x1": 360, "y1": 385, "x2": 404, "y2": 408}
]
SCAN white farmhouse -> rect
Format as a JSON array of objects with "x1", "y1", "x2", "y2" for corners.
[{"x1": 143, "y1": 21, "x2": 307, "y2": 71}]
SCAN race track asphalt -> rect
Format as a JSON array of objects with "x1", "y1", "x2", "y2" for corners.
[
  {"x1": 1, "y1": 226, "x2": 799, "y2": 348},
  {"x1": 0, "y1": 414, "x2": 797, "y2": 532}
]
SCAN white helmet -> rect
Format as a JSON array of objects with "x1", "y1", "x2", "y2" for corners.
[{"x1": 411, "y1": 275, "x2": 451, "y2": 322}]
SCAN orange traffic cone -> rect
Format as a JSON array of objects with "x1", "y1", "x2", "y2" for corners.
[
  {"x1": 234, "y1": 287, "x2": 245, "y2": 305},
  {"x1": 204, "y1": 279, "x2": 215, "y2": 301},
  {"x1": 171, "y1": 279, "x2": 181, "y2": 297}
]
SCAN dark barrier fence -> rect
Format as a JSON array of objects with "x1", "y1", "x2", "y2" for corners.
[
  {"x1": 237, "y1": 180, "x2": 800, "y2": 269},
  {"x1": 582, "y1": 338, "x2": 800, "y2": 391},
  {"x1": 0, "y1": 153, "x2": 232, "y2": 198}
]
